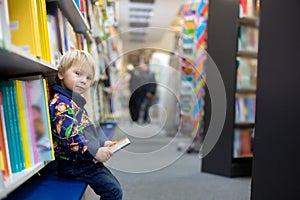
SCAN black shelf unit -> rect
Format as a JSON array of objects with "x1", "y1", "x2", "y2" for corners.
[
  {"x1": 201, "y1": 0, "x2": 257, "y2": 177},
  {"x1": 251, "y1": 0, "x2": 300, "y2": 199}
]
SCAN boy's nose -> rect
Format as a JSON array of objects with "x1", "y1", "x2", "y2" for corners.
[{"x1": 80, "y1": 77, "x2": 88, "y2": 83}]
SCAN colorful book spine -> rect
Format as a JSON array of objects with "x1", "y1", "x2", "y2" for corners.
[
  {"x1": 0, "y1": 92, "x2": 11, "y2": 177},
  {"x1": 0, "y1": 0, "x2": 11, "y2": 50},
  {"x1": 29, "y1": 79, "x2": 54, "y2": 162},
  {"x1": 8, "y1": 0, "x2": 42, "y2": 57},
  {"x1": 42, "y1": 79, "x2": 54, "y2": 160},
  {"x1": 15, "y1": 80, "x2": 31, "y2": 169},
  {"x1": 36, "y1": 0, "x2": 51, "y2": 62},
  {"x1": 0, "y1": 82, "x2": 16, "y2": 173},
  {"x1": 9, "y1": 81, "x2": 25, "y2": 171},
  {"x1": 24, "y1": 81, "x2": 38, "y2": 165}
]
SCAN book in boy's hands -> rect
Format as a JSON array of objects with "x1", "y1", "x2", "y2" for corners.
[{"x1": 111, "y1": 137, "x2": 131, "y2": 153}]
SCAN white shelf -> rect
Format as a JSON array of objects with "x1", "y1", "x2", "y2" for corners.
[
  {"x1": 0, "y1": 45, "x2": 57, "y2": 78},
  {"x1": 2, "y1": 162, "x2": 48, "y2": 198},
  {"x1": 46, "y1": 0, "x2": 93, "y2": 43}
]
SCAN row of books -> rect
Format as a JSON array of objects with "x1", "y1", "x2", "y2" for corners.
[
  {"x1": 0, "y1": 0, "x2": 117, "y2": 124},
  {"x1": 180, "y1": 10, "x2": 196, "y2": 122},
  {"x1": 0, "y1": 0, "x2": 104, "y2": 67},
  {"x1": 235, "y1": 95, "x2": 256, "y2": 123},
  {"x1": 239, "y1": 0, "x2": 260, "y2": 18},
  {"x1": 236, "y1": 57, "x2": 257, "y2": 89},
  {"x1": 192, "y1": 0, "x2": 208, "y2": 139},
  {"x1": 233, "y1": 128, "x2": 254, "y2": 158},
  {"x1": 179, "y1": 1, "x2": 208, "y2": 138},
  {"x1": 0, "y1": 79, "x2": 54, "y2": 178},
  {"x1": 238, "y1": 26, "x2": 259, "y2": 53},
  {"x1": 232, "y1": 0, "x2": 259, "y2": 160}
]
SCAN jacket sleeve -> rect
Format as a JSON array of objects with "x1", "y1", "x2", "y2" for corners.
[{"x1": 49, "y1": 95, "x2": 96, "y2": 160}]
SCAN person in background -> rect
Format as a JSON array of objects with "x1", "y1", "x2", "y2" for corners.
[
  {"x1": 48, "y1": 50, "x2": 122, "y2": 200},
  {"x1": 128, "y1": 62, "x2": 156, "y2": 123}
]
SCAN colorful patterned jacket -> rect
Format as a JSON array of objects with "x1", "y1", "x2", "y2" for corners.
[{"x1": 49, "y1": 84, "x2": 102, "y2": 162}]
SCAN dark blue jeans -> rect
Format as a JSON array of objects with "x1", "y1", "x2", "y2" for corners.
[{"x1": 57, "y1": 159, "x2": 122, "y2": 200}]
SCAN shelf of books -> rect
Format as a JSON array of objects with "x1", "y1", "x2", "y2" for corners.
[
  {"x1": 233, "y1": 0, "x2": 260, "y2": 159},
  {"x1": 0, "y1": 0, "x2": 121, "y2": 198},
  {"x1": 179, "y1": 0, "x2": 208, "y2": 143},
  {"x1": 0, "y1": 79, "x2": 55, "y2": 198},
  {"x1": 46, "y1": 0, "x2": 94, "y2": 43}
]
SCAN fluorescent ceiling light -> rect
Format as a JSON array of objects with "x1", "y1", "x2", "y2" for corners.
[
  {"x1": 129, "y1": 17, "x2": 152, "y2": 23},
  {"x1": 129, "y1": 2, "x2": 154, "y2": 12}
]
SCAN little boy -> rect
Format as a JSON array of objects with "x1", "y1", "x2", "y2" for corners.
[{"x1": 48, "y1": 50, "x2": 122, "y2": 200}]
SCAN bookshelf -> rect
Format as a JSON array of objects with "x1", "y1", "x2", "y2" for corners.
[
  {"x1": 0, "y1": 45, "x2": 57, "y2": 78},
  {"x1": 46, "y1": 0, "x2": 93, "y2": 43},
  {"x1": 251, "y1": 1, "x2": 300, "y2": 199},
  {"x1": 201, "y1": 0, "x2": 259, "y2": 177},
  {"x1": 0, "y1": 0, "x2": 121, "y2": 198}
]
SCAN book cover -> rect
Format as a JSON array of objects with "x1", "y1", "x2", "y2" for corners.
[
  {"x1": 0, "y1": 0, "x2": 11, "y2": 50},
  {"x1": 233, "y1": 129, "x2": 253, "y2": 158},
  {"x1": 8, "y1": 0, "x2": 42, "y2": 57},
  {"x1": 15, "y1": 80, "x2": 31, "y2": 169},
  {"x1": 46, "y1": 3, "x2": 64, "y2": 56},
  {"x1": 9, "y1": 81, "x2": 25, "y2": 171},
  {"x1": 0, "y1": 92, "x2": 11, "y2": 177},
  {"x1": 47, "y1": 14, "x2": 60, "y2": 66},
  {"x1": 29, "y1": 79, "x2": 54, "y2": 162},
  {"x1": 0, "y1": 82, "x2": 18, "y2": 172},
  {"x1": 111, "y1": 137, "x2": 131, "y2": 153},
  {"x1": 36, "y1": 0, "x2": 51, "y2": 62},
  {"x1": 24, "y1": 81, "x2": 38, "y2": 165},
  {"x1": 42, "y1": 79, "x2": 54, "y2": 160},
  {"x1": 64, "y1": 17, "x2": 77, "y2": 51}
]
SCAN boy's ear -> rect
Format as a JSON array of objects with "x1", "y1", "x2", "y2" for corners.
[{"x1": 57, "y1": 70, "x2": 64, "y2": 80}]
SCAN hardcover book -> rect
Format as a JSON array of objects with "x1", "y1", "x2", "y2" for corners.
[{"x1": 111, "y1": 137, "x2": 131, "y2": 153}]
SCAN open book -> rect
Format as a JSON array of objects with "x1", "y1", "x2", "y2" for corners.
[{"x1": 111, "y1": 137, "x2": 131, "y2": 153}]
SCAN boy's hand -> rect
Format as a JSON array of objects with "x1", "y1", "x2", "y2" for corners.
[
  {"x1": 94, "y1": 147, "x2": 113, "y2": 163},
  {"x1": 104, "y1": 141, "x2": 117, "y2": 147}
]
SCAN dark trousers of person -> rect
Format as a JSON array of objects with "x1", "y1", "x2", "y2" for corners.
[
  {"x1": 57, "y1": 159, "x2": 122, "y2": 200},
  {"x1": 129, "y1": 90, "x2": 144, "y2": 122},
  {"x1": 142, "y1": 97, "x2": 152, "y2": 123}
]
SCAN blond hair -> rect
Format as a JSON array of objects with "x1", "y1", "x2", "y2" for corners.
[{"x1": 56, "y1": 50, "x2": 96, "y2": 84}]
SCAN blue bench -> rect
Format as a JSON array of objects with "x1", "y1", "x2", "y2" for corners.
[{"x1": 5, "y1": 162, "x2": 88, "y2": 200}]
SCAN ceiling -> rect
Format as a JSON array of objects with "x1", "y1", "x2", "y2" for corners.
[{"x1": 118, "y1": 0, "x2": 183, "y2": 52}]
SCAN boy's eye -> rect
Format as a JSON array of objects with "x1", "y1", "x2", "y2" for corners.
[
  {"x1": 87, "y1": 76, "x2": 92, "y2": 81},
  {"x1": 75, "y1": 71, "x2": 81, "y2": 76}
]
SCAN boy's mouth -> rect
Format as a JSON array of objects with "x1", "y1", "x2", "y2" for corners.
[{"x1": 75, "y1": 86, "x2": 85, "y2": 91}]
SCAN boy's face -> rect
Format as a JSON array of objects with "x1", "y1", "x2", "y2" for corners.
[{"x1": 58, "y1": 61, "x2": 93, "y2": 94}]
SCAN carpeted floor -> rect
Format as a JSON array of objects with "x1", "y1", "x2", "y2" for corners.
[{"x1": 97, "y1": 122, "x2": 252, "y2": 200}]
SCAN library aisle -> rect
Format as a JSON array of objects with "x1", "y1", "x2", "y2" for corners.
[{"x1": 84, "y1": 119, "x2": 251, "y2": 200}]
